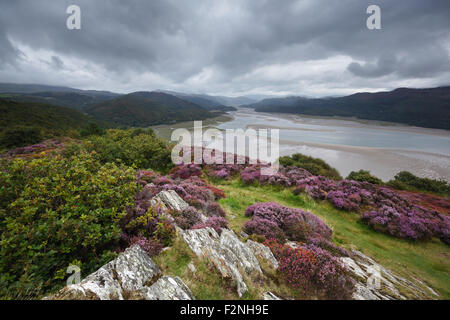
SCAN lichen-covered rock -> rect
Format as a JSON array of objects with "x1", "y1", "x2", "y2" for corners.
[
  {"x1": 180, "y1": 227, "x2": 264, "y2": 297},
  {"x1": 246, "y1": 240, "x2": 279, "y2": 269},
  {"x1": 141, "y1": 276, "x2": 195, "y2": 300},
  {"x1": 45, "y1": 245, "x2": 194, "y2": 300},
  {"x1": 262, "y1": 291, "x2": 282, "y2": 300},
  {"x1": 152, "y1": 190, "x2": 189, "y2": 212},
  {"x1": 342, "y1": 250, "x2": 439, "y2": 300}
]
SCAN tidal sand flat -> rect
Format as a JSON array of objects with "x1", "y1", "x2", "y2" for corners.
[{"x1": 217, "y1": 109, "x2": 450, "y2": 182}]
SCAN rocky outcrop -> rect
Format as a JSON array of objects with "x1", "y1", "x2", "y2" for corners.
[
  {"x1": 179, "y1": 227, "x2": 277, "y2": 297},
  {"x1": 141, "y1": 276, "x2": 195, "y2": 300},
  {"x1": 342, "y1": 250, "x2": 439, "y2": 300},
  {"x1": 152, "y1": 190, "x2": 189, "y2": 212},
  {"x1": 45, "y1": 245, "x2": 194, "y2": 300},
  {"x1": 246, "y1": 240, "x2": 279, "y2": 269}
]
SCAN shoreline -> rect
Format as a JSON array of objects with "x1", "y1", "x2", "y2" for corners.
[{"x1": 238, "y1": 108, "x2": 450, "y2": 138}]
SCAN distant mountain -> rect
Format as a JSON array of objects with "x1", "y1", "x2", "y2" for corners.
[
  {"x1": 160, "y1": 90, "x2": 258, "y2": 107},
  {"x1": 1, "y1": 91, "x2": 119, "y2": 111},
  {"x1": 249, "y1": 86, "x2": 450, "y2": 130},
  {"x1": 158, "y1": 91, "x2": 236, "y2": 111},
  {"x1": 208, "y1": 95, "x2": 257, "y2": 107},
  {"x1": 0, "y1": 82, "x2": 118, "y2": 97},
  {"x1": 85, "y1": 91, "x2": 220, "y2": 127},
  {"x1": 0, "y1": 83, "x2": 120, "y2": 111},
  {"x1": 243, "y1": 96, "x2": 308, "y2": 109}
]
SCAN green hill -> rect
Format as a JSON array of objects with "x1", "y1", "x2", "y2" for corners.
[
  {"x1": 85, "y1": 91, "x2": 219, "y2": 127},
  {"x1": 0, "y1": 99, "x2": 92, "y2": 148}
]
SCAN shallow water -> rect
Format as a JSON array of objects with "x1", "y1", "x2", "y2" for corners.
[{"x1": 216, "y1": 109, "x2": 450, "y2": 182}]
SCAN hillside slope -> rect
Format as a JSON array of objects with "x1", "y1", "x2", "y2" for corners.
[
  {"x1": 0, "y1": 99, "x2": 90, "y2": 133},
  {"x1": 85, "y1": 91, "x2": 219, "y2": 127},
  {"x1": 249, "y1": 87, "x2": 450, "y2": 130}
]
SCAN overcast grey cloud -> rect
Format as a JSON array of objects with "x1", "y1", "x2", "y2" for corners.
[{"x1": 0, "y1": 0, "x2": 449, "y2": 96}]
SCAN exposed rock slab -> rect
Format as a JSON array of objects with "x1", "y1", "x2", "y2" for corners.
[
  {"x1": 342, "y1": 250, "x2": 438, "y2": 300},
  {"x1": 180, "y1": 227, "x2": 265, "y2": 297},
  {"x1": 152, "y1": 190, "x2": 189, "y2": 212},
  {"x1": 246, "y1": 240, "x2": 279, "y2": 269},
  {"x1": 141, "y1": 276, "x2": 195, "y2": 300},
  {"x1": 45, "y1": 245, "x2": 194, "y2": 300}
]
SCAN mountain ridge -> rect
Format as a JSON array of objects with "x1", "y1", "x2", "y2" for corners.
[{"x1": 245, "y1": 86, "x2": 450, "y2": 130}]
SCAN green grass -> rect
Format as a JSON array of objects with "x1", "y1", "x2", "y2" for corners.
[{"x1": 213, "y1": 178, "x2": 450, "y2": 299}]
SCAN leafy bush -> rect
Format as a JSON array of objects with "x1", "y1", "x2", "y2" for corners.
[
  {"x1": 79, "y1": 122, "x2": 105, "y2": 137},
  {"x1": 387, "y1": 171, "x2": 450, "y2": 196},
  {"x1": 65, "y1": 128, "x2": 173, "y2": 172},
  {"x1": 0, "y1": 126, "x2": 43, "y2": 149},
  {"x1": 279, "y1": 153, "x2": 342, "y2": 180},
  {"x1": 0, "y1": 152, "x2": 138, "y2": 298},
  {"x1": 346, "y1": 170, "x2": 383, "y2": 185}
]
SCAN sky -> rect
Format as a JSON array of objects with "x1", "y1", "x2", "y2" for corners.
[{"x1": 0, "y1": 0, "x2": 449, "y2": 97}]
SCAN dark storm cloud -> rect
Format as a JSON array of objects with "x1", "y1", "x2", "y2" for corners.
[{"x1": 0, "y1": 0, "x2": 449, "y2": 95}]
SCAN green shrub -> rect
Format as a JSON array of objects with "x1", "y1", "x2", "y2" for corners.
[
  {"x1": 79, "y1": 122, "x2": 105, "y2": 137},
  {"x1": 279, "y1": 153, "x2": 342, "y2": 180},
  {"x1": 65, "y1": 128, "x2": 173, "y2": 173},
  {"x1": 0, "y1": 126, "x2": 43, "y2": 149},
  {"x1": 346, "y1": 170, "x2": 383, "y2": 185},
  {"x1": 387, "y1": 171, "x2": 450, "y2": 196},
  {"x1": 0, "y1": 152, "x2": 138, "y2": 299}
]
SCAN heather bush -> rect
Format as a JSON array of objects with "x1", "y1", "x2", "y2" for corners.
[
  {"x1": 244, "y1": 202, "x2": 332, "y2": 240},
  {"x1": 193, "y1": 216, "x2": 229, "y2": 234},
  {"x1": 174, "y1": 206, "x2": 202, "y2": 230},
  {"x1": 121, "y1": 203, "x2": 176, "y2": 247},
  {"x1": 346, "y1": 170, "x2": 383, "y2": 185},
  {"x1": 265, "y1": 239, "x2": 354, "y2": 299},
  {"x1": 205, "y1": 202, "x2": 227, "y2": 217},
  {"x1": 307, "y1": 235, "x2": 351, "y2": 257},
  {"x1": 361, "y1": 205, "x2": 449, "y2": 242},
  {"x1": 240, "y1": 165, "x2": 261, "y2": 185},
  {"x1": 205, "y1": 185, "x2": 226, "y2": 200},
  {"x1": 129, "y1": 235, "x2": 163, "y2": 256},
  {"x1": 243, "y1": 218, "x2": 286, "y2": 242},
  {"x1": 283, "y1": 214, "x2": 314, "y2": 242},
  {"x1": 294, "y1": 174, "x2": 449, "y2": 244},
  {"x1": 0, "y1": 152, "x2": 138, "y2": 298},
  {"x1": 169, "y1": 163, "x2": 202, "y2": 179}
]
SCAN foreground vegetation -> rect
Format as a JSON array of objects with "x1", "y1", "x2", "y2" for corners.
[
  {"x1": 0, "y1": 126, "x2": 448, "y2": 300},
  {"x1": 214, "y1": 179, "x2": 450, "y2": 299}
]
